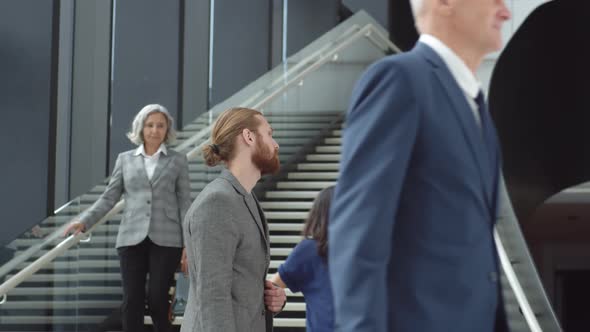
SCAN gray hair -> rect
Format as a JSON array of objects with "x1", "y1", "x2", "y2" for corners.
[{"x1": 126, "y1": 104, "x2": 177, "y2": 145}]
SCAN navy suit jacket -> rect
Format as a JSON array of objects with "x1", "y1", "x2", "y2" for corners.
[{"x1": 329, "y1": 42, "x2": 505, "y2": 332}]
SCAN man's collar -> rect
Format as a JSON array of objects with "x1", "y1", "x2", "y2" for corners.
[{"x1": 419, "y1": 34, "x2": 481, "y2": 99}]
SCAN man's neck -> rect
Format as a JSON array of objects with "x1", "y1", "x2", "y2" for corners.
[{"x1": 227, "y1": 158, "x2": 261, "y2": 194}]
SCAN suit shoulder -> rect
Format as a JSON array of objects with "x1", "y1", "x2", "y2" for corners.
[
  {"x1": 363, "y1": 52, "x2": 425, "y2": 81},
  {"x1": 115, "y1": 150, "x2": 136, "y2": 162},
  {"x1": 193, "y1": 178, "x2": 238, "y2": 207},
  {"x1": 185, "y1": 179, "x2": 238, "y2": 227}
]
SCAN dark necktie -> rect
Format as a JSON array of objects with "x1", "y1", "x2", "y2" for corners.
[
  {"x1": 474, "y1": 90, "x2": 495, "y2": 156},
  {"x1": 475, "y1": 90, "x2": 500, "y2": 217}
]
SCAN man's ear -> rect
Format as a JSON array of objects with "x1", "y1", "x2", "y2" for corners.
[{"x1": 241, "y1": 128, "x2": 255, "y2": 146}]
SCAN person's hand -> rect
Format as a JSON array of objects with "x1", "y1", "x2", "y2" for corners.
[
  {"x1": 30, "y1": 226, "x2": 43, "y2": 238},
  {"x1": 264, "y1": 280, "x2": 286, "y2": 313},
  {"x1": 63, "y1": 221, "x2": 86, "y2": 237},
  {"x1": 180, "y1": 247, "x2": 188, "y2": 276}
]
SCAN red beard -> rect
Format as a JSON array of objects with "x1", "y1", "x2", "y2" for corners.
[{"x1": 252, "y1": 140, "x2": 280, "y2": 175}]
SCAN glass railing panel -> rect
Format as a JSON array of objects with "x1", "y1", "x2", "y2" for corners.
[
  {"x1": 260, "y1": 37, "x2": 387, "y2": 115},
  {"x1": 173, "y1": 11, "x2": 393, "y2": 156},
  {"x1": 0, "y1": 200, "x2": 85, "y2": 331},
  {"x1": 0, "y1": 197, "x2": 83, "y2": 284}
]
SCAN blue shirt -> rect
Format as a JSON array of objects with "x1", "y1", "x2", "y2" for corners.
[{"x1": 278, "y1": 239, "x2": 334, "y2": 332}]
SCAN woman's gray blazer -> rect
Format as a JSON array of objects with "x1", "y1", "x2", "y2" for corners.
[
  {"x1": 181, "y1": 169, "x2": 273, "y2": 332},
  {"x1": 79, "y1": 148, "x2": 191, "y2": 248}
]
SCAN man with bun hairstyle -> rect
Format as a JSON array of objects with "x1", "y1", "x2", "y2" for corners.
[{"x1": 181, "y1": 107, "x2": 286, "y2": 332}]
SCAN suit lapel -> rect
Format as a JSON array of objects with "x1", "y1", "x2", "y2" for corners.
[
  {"x1": 220, "y1": 169, "x2": 269, "y2": 250},
  {"x1": 417, "y1": 44, "x2": 494, "y2": 210},
  {"x1": 243, "y1": 195, "x2": 270, "y2": 248},
  {"x1": 150, "y1": 153, "x2": 173, "y2": 185},
  {"x1": 253, "y1": 194, "x2": 269, "y2": 243},
  {"x1": 131, "y1": 153, "x2": 151, "y2": 184}
]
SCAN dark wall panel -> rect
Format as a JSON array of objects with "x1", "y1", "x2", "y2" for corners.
[
  {"x1": 0, "y1": 0, "x2": 55, "y2": 245},
  {"x1": 210, "y1": 0, "x2": 271, "y2": 105},
  {"x1": 286, "y1": 0, "x2": 339, "y2": 57},
  {"x1": 181, "y1": 0, "x2": 210, "y2": 126},
  {"x1": 343, "y1": 0, "x2": 389, "y2": 29},
  {"x1": 109, "y1": 0, "x2": 181, "y2": 169}
]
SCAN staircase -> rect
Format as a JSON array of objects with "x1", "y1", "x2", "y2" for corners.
[{"x1": 0, "y1": 111, "x2": 343, "y2": 332}]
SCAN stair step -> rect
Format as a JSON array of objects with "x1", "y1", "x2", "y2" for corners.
[
  {"x1": 17, "y1": 260, "x2": 120, "y2": 270},
  {"x1": 268, "y1": 123, "x2": 332, "y2": 130},
  {"x1": 7, "y1": 286, "x2": 122, "y2": 296},
  {"x1": 324, "y1": 137, "x2": 341, "y2": 144},
  {"x1": 7, "y1": 273, "x2": 121, "y2": 283},
  {"x1": 316, "y1": 146, "x2": 341, "y2": 153},
  {"x1": 269, "y1": 236, "x2": 303, "y2": 244},
  {"x1": 306, "y1": 154, "x2": 340, "y2": 161},
  {"x1": 266, "y1": 191, "x2": 320, "y2": 199},
  {"x1": 187, "y1": 115, "x2": 339, "y2": 127},
  {"x1": 0, "y1": 300, "x2": 120, "y2": 310},
  {"x1": 259, "y1": 201, "x2": 313, "y2": 209},
  {"x1": 269, "y1": 223, "x2": 304, "y2": 232},
  {"x1": 297, "y1": 163, "x2": 339, "y2": 171},
  {"x1": 287, "y1": 172, "x2": 339, "y2": 180},
  {"x1": 266, "y1": 212, "x2": 308, "y2": 220},
  {"x1": 271, "y1": 248, "x2": 293, "y2": 256},
  {"x1": 0, "y1": 315, "x2": 104, "y2": 324},
  {"x1": 277, "y1": 181, "x2": 336, "y2": 189}
]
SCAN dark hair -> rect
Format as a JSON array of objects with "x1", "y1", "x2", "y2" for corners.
[
  {"x1": 202, "y1": 107, "x2": 263, "y2": 167},
  {"x1": 302, "y1": 186, "x2": 334, "y2": 260}
]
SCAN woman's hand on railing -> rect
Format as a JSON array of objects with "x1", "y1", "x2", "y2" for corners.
[
  {"x1": 180, "y1": 247, "x2": 188, "y2": 276},
  {"x1": 62, "y1": 221, "x2": 86, "y2": 237}
]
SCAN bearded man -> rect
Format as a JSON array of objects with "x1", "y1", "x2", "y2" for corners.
[{"x1": 181, "y1": 107, "x2": 286, "y2": 332}]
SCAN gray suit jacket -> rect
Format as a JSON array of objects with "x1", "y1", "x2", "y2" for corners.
[
  {"x1": 181, "y1": 169, "x2": 272, "y2": 332},
  {"x1": 79, "y1": 148, "x2": 191, "y2": 248}
]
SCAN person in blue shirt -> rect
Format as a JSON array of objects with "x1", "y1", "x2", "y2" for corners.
[{"x1": 271, "y1": 186, "x2": 334, "y2": 332}]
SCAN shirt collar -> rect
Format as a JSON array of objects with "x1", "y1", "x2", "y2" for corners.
[
  {"x1": 419, "y1": 34, "x2": 481, "y2": 99},
  {"x1": 134, "y1": 144, "x2": 167, "y2": 157}
]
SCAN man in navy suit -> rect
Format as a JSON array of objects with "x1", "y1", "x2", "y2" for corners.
[{"x1": 329, "y1": 0, "x2": 512, "y2": 331}]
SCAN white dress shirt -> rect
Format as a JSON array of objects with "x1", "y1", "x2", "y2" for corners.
[
  {"x1": 134, "y1": 144, "x2": 167, "y2": 180},
  {"x1": 419, "y1": 34, "x2": 482, "y2": 126}
]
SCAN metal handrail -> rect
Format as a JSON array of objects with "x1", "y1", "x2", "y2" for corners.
[
  {"x1": 495, "y1": 229, "x2": 543, "y2": 332},
  {"x1": 0, "y1": 200, "x2": 124, "y2": 299},
  {"x1": 0, "y1": 21, "x2": 395, "y2": 302},
  {"x1": 174, "y1": 24, "x2": 365, "y2": 153}
]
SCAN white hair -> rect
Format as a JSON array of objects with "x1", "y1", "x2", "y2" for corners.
[
  {"x1": 410, "y1": 0, "x2": 425, "y2": 18},
  {"x1": 127, "y1": 104, "x2": 177, "y2": 145}
]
